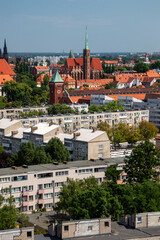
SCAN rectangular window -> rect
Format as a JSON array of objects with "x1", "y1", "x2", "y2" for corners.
[
  {"x1": 105, "y1": 221, "x2": 109, "y2": 227},
  {"x1": 44, "y1": 183, "x2": 52, "y2": 189},
  {"x1": 98, "y1": 153, "x2": 103, "y2": 158},
  {"x1": 29, "y1": 206, "x2": 33, "y2": 211},
  {"x1": 137, "y1": 217, "x2": 142, "y2": 223},
  {"x1": 27, "y1": 231, "x2": 32, "y2": 237},
  {"x1": 29, "y1": 185, "x2": 33, "y2": 191},
  {"x1": 15, "y1": 197, "x2": 21, "y2": 203},
  {"x1": 44, "y1": 193, "x2": 53, "y2": 199},
  {"x1": 38, "y1": 173, "x2": 53, "y2": 178},
  {"x1": 55, "y1": 182, "x2": 63, "y2": 187},
  {"x1": 79, "y1": 169, "x2": 93, "y2": 174},
  {"x1": 98, "y1": 144, "x2": 103, "y2": 150},
  {"x1": 11, "y1": 187, "x2": 21, "y2": 193},
  {"x1": 12, "y1": 175, "x2": 28, "y2": 181},
  {"x1": 56, "y1": 171, "x2": 68, "y2": 176},
  {"x1": 88, "y1": 226, "x2": 92, "y2": 230},
  {"x1": 44, "y1": 203, "x2": 52, "y2": 209},
  {"x1": 29, "y1": 195, "x2": 33, "y2": 201},
  {"x1": 64, "y1": 225, "x2": 69, "y2": 231},
  {"x1": 0, "y1": 177, "x2": 10, "y2": 183}
]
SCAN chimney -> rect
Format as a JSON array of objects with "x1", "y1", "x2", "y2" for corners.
[
  {"x1": 11, "y1": 130, "x2": 18, "y2": 136},
  {"x1": 49, "y1": 122, "x2": 56, "y2": 126},
  {"x1": 92, "y1": 128, "x2": 97, "y2": 133},
  {"x1": 73, "y1": 132, "x2": 80, "y2": 139},
  {"x1": 31, "y1": 126, "x2": 38, "y2": 132}
]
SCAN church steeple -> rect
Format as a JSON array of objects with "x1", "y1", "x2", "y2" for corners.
[
  {"x1": 83, "y1": 27, "x2": 90, "y2": 80},
  {"x1": 85, "y1": 27, "x2": 89, "y2": 50},
  {"x1": 3, "y1": 39, "x2": 8, "y2": 62},
  {"x1": 0, "y1": 49, "x2": 2, "y2": 59}
]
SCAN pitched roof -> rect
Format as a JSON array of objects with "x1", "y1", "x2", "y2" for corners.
[
  {"x1": 0, "y1": 75, "x2": 14, "y2": 85},
  {"x1": 35, "y1": 66, "x2": 49, "y2": 70},
  {"x1": 50, "y1": 71, "x2": 63, "y2": 83},
  {"x1": 66, "y1": 58, "x2": 102, "y2": 70},
  {"x1": 0, "y1": 59, "x2": 16, "y2": 76}
]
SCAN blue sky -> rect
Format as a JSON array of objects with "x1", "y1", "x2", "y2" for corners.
[{"x1": 0, "y1": 0, "x2": 160, "y2": 53}]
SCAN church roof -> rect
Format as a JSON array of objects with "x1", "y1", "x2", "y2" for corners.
[
  {"x1": 66, "y1": 58, "x2": 102, "y2": 70},
  {"x1": 0, "y1": 59, "x2": 16, "y2": 76},
  {"x1": 50, "y1": 71, "x2": 63, "y2": 83}
]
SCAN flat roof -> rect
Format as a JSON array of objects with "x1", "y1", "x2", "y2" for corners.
[
  {"x1": 69, "y1": 129, "x2": 106, "y2": 142},
  {"x1": 0, "y1": 157, "x2": 125, "y2": 177},
  {"x1": 23, "y1": 123, "x2": 60, "y2": 135},
  {"x1": 0, "y1": 119, "x2": 21, "y2": 129}
]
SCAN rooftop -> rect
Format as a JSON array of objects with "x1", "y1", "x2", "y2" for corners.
[
  {"x1": 69, "y1": 129, "x2": 108, "y2": 142},
  {"x1": 23, "y1": 123, "x2": 60, "y2": 135},
  {"x1": 0, "y1": 157, "x2": 124, "y2": 177},
  {"x1": 0, "y1": 118, "x2": 21, "y2": 129}
]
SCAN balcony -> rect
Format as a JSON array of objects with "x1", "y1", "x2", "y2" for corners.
[
  {"x1": 22, "y1": 201, "x2": 29, "y2": 206},
  {"x1": 38, "y1": 189, "x2": 44, "y2": 194},
  {"x1": 38, "y1": 199, "x2": 44, "y2": 204},
  {"x1": 23, "y1": 191, "x2": 29, "y2": 196}
]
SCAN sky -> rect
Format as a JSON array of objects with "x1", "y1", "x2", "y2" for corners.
[{"x1": 0, "y1": 0, "x2": 160, "y2": 53}]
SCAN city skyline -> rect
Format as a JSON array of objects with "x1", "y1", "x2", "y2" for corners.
[{"x1": 1, "y1": 0, "x2": 160, "y2": 53}]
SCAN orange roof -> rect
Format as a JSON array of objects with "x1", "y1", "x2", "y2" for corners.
[
  {"x1": 0, "y1": 59, "x2": 16, "y2": 76},
  {"x1": 61, "y1": 74, "x2": 75, "y2": 83},
  {"x1": 77, "y1": 79, "x2": 113, "y2": 87},
  {"x1": 104, "y1": 60, "x2": 118, "y2": 64},
  {"x1": 66, "y1": 57, "x2": 102, "y2": 70},
  {"x1": 70, "y1": 96, "x2": 82, "y2": 103},
  {"x1": 35, "y1": 66, "x2": 49, "y2": 70},
  {"x1": 146, "y1": 70, "x2": 160, "y2": 78},
  {"x1": 0, "y1": 75, "x2": 14, "y2": 85},
  {"x1": 108, "y1": 93, "x2": 146, "y2": 101}
]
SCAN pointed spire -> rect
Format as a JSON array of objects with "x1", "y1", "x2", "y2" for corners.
[
  {"x1": 85, "y1": 26, "x2": 89, "y2": 50},
  {"x1": 4, "y1": 39, "x2": 6, "y2": 48}
]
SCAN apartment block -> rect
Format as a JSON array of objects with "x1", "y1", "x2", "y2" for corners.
[
  {"x1": 48, "y1": 218, "x2": 111, "y2": 239},
  {"x1": 120, "y1": 212, "x2": 160, "y2": 229},
  {"x1": 64, "y1": 129, "x2": 110, "y2": 160},
  {"x1": 0, "y1": 158, "x2": 124, "y2": 213},
  {"x1": 0, "y1": 227, "x2": 34, "y2": 240},
  {"x1": 20, "y1": 110, "x2": 149, "y2": 133}
]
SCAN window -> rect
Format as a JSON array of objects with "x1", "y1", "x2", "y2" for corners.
[
  {"x1": 137, "y1": 217, "x2": 142, "y2": 223},
  {"x1": 44, "y1": 203, "x2": 52, "y2": 209},
  {"x1": 88, "y1": 226, "x2": 92, "y2": 230},
  {"x1": 12, "y1": 175, "x2": 28, "y2": 181},
  {"x1": 44, "y1": 193, "x2": 53, "y2": 199},
  {"x1": 29, "y1": 185, "x2": 33, "y2": 191},
  {"x1": 11, "y1": 187, "x2": 21, "y2": 193},
  {"x1": 56, "y1": 171, "x2": 68, "y2": 176},
  {"x1": 27, "y1": 231, "x2": 32, "y2": 237},
  {"x1": 105, "y1": 221, "x2": 109, "y2": 227},
  {"x1": 44, "y1": 183, "x2": 52, "y2": 189},
  {"x1": 98, "y1": 144, "x2": 103, "y2": 150},
  {"x1": 29, "y1": 195, "x2": 33, "y2": 201},
  {"x1": 15, "y1": 197, "x2": 21, "y2": 203},
  {"x1": 55, "y1": 182, "x2": 63, "y2": 187},
  {"x1": 29, "y1": 206, "x2": 33, "y2": 211},
  {"x1": 38, "y1": 173, "x2": 53, "y2": 178},
  {"x1": 98, "y1": 153, "x2": 103, "y2": 158},
  {"x1": 64, "y1": 225, "x2": 69, "y2": 231},
  {"x1": 0, "y1": 177, "x2": 10, "y2": 183},
  {"x1": 22, "y1": 186, "x2": 28, "y2": 192},
  {"x1": 79, "y1": 168, "x2": 93, "y2": 174}
]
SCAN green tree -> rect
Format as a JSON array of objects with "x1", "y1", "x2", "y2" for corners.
[
  {"x1": 112, "y1": 123, "x2": 127, "y2": 148},
  {"x1": 105, "y1": 164, "x2": 122, "y2": 183},
  {"x1": 134, "y1": 62, "x2": 149, "y2": 73},
  {"x1": 125, "y1": 126, "x2": 140, "y2": 145},
  {"x1": 139, "y1": 121, "x2": 158, "y2": 140},
  {"x1": 105, "y1": 82, "x2": 116, "y2": 89},
  {"x1": 45, "y1": 138, "x2": 70, "y2": 162},
  {"x1": 97, "y1": 122, "x2": 112, "y2": 141},
  {"x1": 17, "y1": 141, "x2": 35, "y2": 166},
  {"x1": 48, "y1": 104, "x2": 75, "y2": 115},
  {"x1": 124, "y1": 141, "x2": 160, "y2": 184},
  {"x1": 34, "y1": 146, "x2": 52, "y2": 164},
  {"x1": 0, "y1": 205, "x2": 18, "y2": 230}
]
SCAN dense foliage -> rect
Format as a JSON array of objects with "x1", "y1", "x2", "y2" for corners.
[
  {"x1": 89, "y1": 101, "x2": 124, "y2": 112},
  {"x1": 98, "y1": 121, "x2": 158, "y2": 146},
  {"x1": 54, "y1": 177, "x2": 160, "y2": 221},
  {"x1": 48, "y1": 104, "x2": 75, "y2": 115},
  {"x1": 0, "y1": 139, "x2": 70, "y2": 167},
  {"x1": 124, "y1": 141, "x2": 160, "y2": 183}
]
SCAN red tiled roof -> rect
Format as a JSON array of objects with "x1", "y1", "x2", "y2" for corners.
[
  {"x1": 145, "y1": 93, "x2": 160, "y2": 99},
  {"x1": 35, "y1": 66, "x2": 49, "y2": 70},
  {"x1": 104, "y1": 60, "x2": 118, "y2": 64},
  {"x1": 66, "y1": 57, "x2": 102, "y2": 70},
  {"x1": 0, "y1": 75, "x2": 14, "y2": 85},
  {"x1": 0, "y1": 59, "x2": 16, "y2": 76}
]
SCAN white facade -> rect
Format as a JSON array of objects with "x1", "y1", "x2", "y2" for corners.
[
  {"x1": 69, "y1": 103, "x2": 88, "y2": 113},
  {"x1": 90, "y1": 95, "x2": 114, "y2": 106}
]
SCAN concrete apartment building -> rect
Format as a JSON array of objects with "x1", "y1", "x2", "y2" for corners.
[
  {"x1": 0, "y1": 227, "x2": 34, "y2": 240},
  {"x1": 0, "y1": 120, "x2": 111, "y2": 160},
  {"x1": 0, "y1": 158, "x2": 124, "y2": 213},
  {"x1": 64, "y1": 129, "x2": 110, "y2": 160},
  {"x1": 48, "y1": 218, "x2": 111, "y2": 239},
  {"x1": 20, "y1": 109, "x2": 149, "y2": 133}
]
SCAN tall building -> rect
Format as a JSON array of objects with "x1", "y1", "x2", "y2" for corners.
[
  {"x1": 83, "y1": 28, "x2": 90, "y2": 80},
  {"x1": 61, "y1": 30, "x2": 103, "y2": 81},
  {"x1": 3, "y1": 39, "x2": 8, "y2": 62},
  {"x1": 49, "y1": 71, "x2": 64, "y2": 104}
]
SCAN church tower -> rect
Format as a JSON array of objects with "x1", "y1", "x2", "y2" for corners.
[
  {"x1": 49, "y1": 71, "x2": 64, "y2": 104},
  {"x1": 0, "y1": 49, "x2": 2, "y2": 59},
  {"x1": 3, "y1": 39, "x2": 8, "y2": 62},
  {"x1": 83, "y1": 28, "x2": 90, "y2": 80}
]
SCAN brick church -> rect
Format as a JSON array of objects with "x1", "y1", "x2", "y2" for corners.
[
  {"x1": 61, "y1": 30, "x2": 103, "y2": 81},
  {"x1": 0, "y1": 39, "x2": 8, "y2": 62}
]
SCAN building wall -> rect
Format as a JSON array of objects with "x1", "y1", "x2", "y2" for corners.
[
  {"x1": 0, "y1": 227, "x2": 34, "y2": 240},
  {"x1": 56, "y1": 218, "x2": 111, "y2": 239}
]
